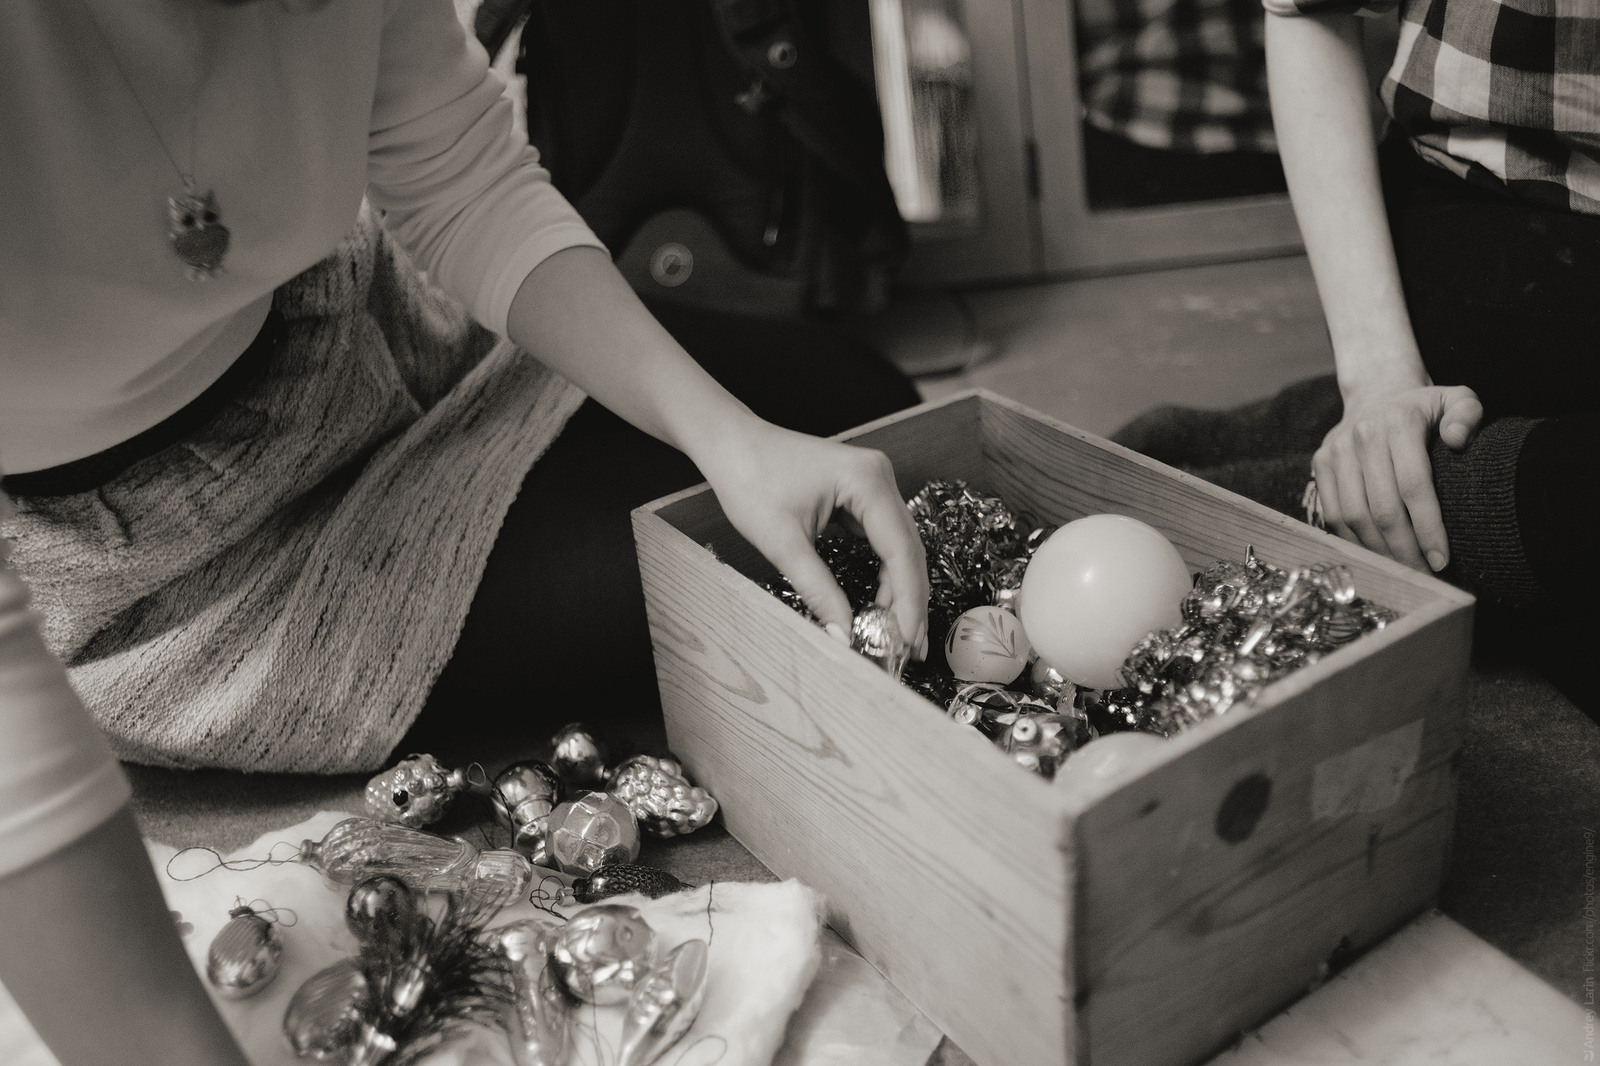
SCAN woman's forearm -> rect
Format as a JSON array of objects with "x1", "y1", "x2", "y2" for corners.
[
  {"x1": 503, "y1": 245, "x2": 764, "y2": 467},
  {"x1": 0, "y1": 807, "x2": 251, "y2": 1066},
  {"x1": 1266, "y1": 12, "x2": 1427, "y2": 397}
]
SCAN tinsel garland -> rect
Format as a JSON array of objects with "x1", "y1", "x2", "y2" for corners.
[{"x1": 764, "y1": 479, "x2": 1395, "y2": 749}]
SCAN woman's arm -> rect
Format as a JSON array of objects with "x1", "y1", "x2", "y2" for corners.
[
  {"x1": 1266, "y1": 10, "x2": 1481, "y2": 571},
  {"x1": 0, "y1": 521, "x2": 249, "y2": 1066},
  {"x1": 0, "y1": 810, "x2": 251, "y2": 1066},
  {"x1": 505, "y1": 246, "x2": 930, "y2": 655}
]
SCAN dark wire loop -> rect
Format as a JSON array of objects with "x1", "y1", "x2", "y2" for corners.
[{"x1": 164, "y1": 840, "x2": 300, "y2": 881}]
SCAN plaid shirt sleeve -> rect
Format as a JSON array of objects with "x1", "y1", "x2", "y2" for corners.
[
  {"x1": 1263, "y1": 0, "x2": 1600, "y2": 216},
  {"x1": 1262, "y1": 0, "x2": 1395, "y2": 13}
]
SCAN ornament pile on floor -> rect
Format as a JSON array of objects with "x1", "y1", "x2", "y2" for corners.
[
  {"x1": 767, "y1": 479, "x2": 1396, "y2": 783},
  {"x1": 69, "y1": 722, "x2": 933, "y2": 1066},
  {"x1": 151, "y1": 806, "x2": 851, "y2": 1062}
]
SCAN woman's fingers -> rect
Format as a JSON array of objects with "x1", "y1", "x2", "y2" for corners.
[
  {"x1": 841, "y1": 451, "x2": 929, "y2": 658},
  {"x1": 1352, "y1": 417, "x2": 1429, "y2": 569},
  {"x1": 1437, "y1": 386, "x2": 1484, "y2": 450},
  {"x1": 768, "y1": 525, "x2": 857, "y2": 641}
]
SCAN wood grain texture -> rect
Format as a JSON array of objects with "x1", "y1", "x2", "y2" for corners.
[
  {"x1": 634, "y1": 502, "x2": 1078, "y2": 1065},
  {"x1": 1208, "y1": 912, "x2": 1585, "y2": 1066},
  {"x1": 633, "y1": 391, "x2": 1473, "y2": 1066}
]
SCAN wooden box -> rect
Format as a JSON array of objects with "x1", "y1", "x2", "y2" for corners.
[{"x1": 632, "y1": 391, "x2": 1472, "y2": 1066}]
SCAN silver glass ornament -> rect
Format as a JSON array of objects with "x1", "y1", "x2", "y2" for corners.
[
  {"x1": 619, "y1": 938, "x2": 710, "y2": 1066},
  {"x1": 283, "y1": 957, "x2": 369, "y2": 1060},
  {"x1": 491, "y1": 760, "x2": 564, "y2": 863},
  {"x1": 549, "y1": 723, "x2": 608, "y2": 790},
  {"x1": 546, "y1": 791, "x2": 641, "y2": 875},
  {"x1": 851, "y1": 605, "x2": 909, "y2": 680},
  {"x1": 206, "y1": 905, "x2": 283, "y2": 999},
  {"x1": 496, "y1": 918, "x2": 573, "y2": 1066},
  {"x1": 345, "y1": 875, "x2": 421, "y2": 947},
  {"x1": 364, "y1": 753, "x2": 488, "y2": 829},
  {"x1": 548, "y1": 904, "x2": 658, "y2": 1005},
  {"x1": 607, "y1": 755, "x2": 718, "y2": 838}
]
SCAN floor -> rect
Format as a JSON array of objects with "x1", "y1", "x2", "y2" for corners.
[{"x1": 882, "y1": 254, "x2": 1336, "y2": 436}]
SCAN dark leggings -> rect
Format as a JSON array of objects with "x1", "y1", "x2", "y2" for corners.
[
  {"x1": 399, "y1": 300, "x2": 921, "y2": 757},
  {"x1": 1379, "y1": 138, "x2": 1599, "y2": 611}
]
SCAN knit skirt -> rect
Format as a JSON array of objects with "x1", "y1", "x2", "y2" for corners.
[{"x1": 1, "y1": 208, "x2": 586, "y2": 773}]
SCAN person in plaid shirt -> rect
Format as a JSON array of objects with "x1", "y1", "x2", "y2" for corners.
[
  {"x1": 1114, "y1": 0, "x2": 1596, "y2": 704},
  {"x1": 1076, "y1": 0, "x2": 1287, "y2": 206}
]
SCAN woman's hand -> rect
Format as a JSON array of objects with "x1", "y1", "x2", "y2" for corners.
[
  {"x1": 694, "y1": 415, "x2": 930, "y2": 659},
  {"x1": 1313, "y1": 381, "x2": 1482, "y2": 571}
]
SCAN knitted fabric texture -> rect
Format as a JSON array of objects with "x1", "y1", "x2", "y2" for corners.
[
  {"x1": 1434, "y1": 417, "x2": 1545, "y2": 610},
  {"x1": 0, "y1": 206, "x2": 586, "y2": 772}
]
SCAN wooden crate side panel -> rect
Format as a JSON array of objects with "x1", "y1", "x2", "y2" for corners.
[
  {"x1": 975, "y1": 397, "x2": 1467, "y2": 618},
  {"x1": 1073, "y1": 603, "x2": 1471, "y2": 1066},
  {"x1": 634, "y1": 508, "x2": 1078, "y2": 1066},
  {"x1": 838, "y1": 392, "x2": 989, "y2": 494}
]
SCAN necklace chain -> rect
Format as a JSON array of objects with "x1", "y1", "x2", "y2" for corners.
[
  {"x1": 77, "y1": 1, "x2": 201, "y2": 184},
  {"x1": 75, "y1": 1, "x2": 231, "y2": 280}
]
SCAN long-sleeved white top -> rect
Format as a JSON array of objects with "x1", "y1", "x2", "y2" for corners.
[{"x1": 0, "y1": 0, "x2": 603, "y2": 874}]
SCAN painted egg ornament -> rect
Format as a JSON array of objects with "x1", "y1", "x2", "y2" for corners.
[
  {"x1": 1018, "y1": 514, "x2": 1192, "y2": 690},
  {"x1": 943, "y1": 605, "x2": 1031, "y2": 685}
]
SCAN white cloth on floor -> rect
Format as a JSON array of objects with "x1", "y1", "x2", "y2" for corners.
[{"x1": 0, "y1": 809, "x2": 944, "y2": 1065}]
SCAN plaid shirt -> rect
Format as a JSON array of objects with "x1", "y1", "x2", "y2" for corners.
[
  {"x1": 1077, "y1": 0, "x2": 1279, "y2": 155},
  {"x1": 1266, "y1": 0, "x2": 1600, "y2": 215}
]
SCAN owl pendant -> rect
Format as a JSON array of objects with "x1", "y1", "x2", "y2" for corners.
[{"x1": 168, "y1": 186, "x2": 230, "y2": 280}]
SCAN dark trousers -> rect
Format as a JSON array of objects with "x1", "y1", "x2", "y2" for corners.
[
  {"x1": 1380, "y1": 138, "x2": 1599, "y2": 700},
  {"x1": 400, "y1": 300, "x2": 921, "y2": 758}
]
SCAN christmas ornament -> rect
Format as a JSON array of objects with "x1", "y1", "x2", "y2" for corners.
[
  {"x1": 943, "y1": 604, "x2": 1031, "y2": 684},
  {"x1": 619, "y1": 938, "x2": 711, "y2": 1066},
  {"x1": 548, "y1": 904, "x2": 657, "y2": 1005},
  {"x1": 345, "y1": 875, "x2": 422, "y2": 947},
  {"x1": 288, "y1": 879, "x2": 513, "y2": 1066},
  {"x1": 1106, "y1": 551, "x2": 1394, "y2": 734},
  {"x1": 572, "y1": 864, "x2": 690, "y2": 904},
  {"x1": 1056, "y1": 730, "x2": 1168, "y2": 789},
  {"x1": 283, "y1": 957, "x2": 370, "y2": 1060},
  {"x1": 905, "y1": 480, "x2": 1047, "y2": 644},
  {"x1": 995, "y1": 711, "x2": 1092, "y2": 778},
  {"x1": 851, "y1": 604, "x2": 910, "y2": 680},
  {"x1": 546, "y1": 792, "x2": 641, "y2": 875},
  {"x1": 1019, "y1": 514, "x2": 1192, "y2": 690},
  {"x1": 365, "y1": 754, "x2": 489, "y2": 829},
  {"x1": 607, "y1": 755, "x2": 718, "y2": 838},
  {"x1": 549, "y1": 723, "x2": 608, "y2": 791},
  {"x1": 491, "y1": 760, "x2": 564, "y2": 863},
  {"x1": 496, "y1": 918, "x2": 574, "y2": 1066},
  {"x1": 297, "y1": 817, "x2": 531, "y2": 916},
  {"x1": 1028, "y1": 659, "x2": 1077, "y2": 709},
  {"x1": 945, "y1": 682, "x2": 1052, "y2": 737},
  {"x1": 206, "y1": 903, "x2": 285, "y2": 999}
]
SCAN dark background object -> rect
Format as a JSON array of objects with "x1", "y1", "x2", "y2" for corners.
[{"x1": 480, "y1": 0, "x2": 908, "y2": 318}]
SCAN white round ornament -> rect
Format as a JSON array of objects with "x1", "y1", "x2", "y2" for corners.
[
  {"x1": 1018, "y1": 514, "x2": 1191, "y2": 690},
  {"x1": 943, "y1": 605, "x2": 1031, "y2": 684},
  {"x1": 1056, "y1": 730, "x2": 1167, "y2": 792}
]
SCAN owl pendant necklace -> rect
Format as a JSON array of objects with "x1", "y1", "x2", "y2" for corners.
[
  {"x1": 80, "y1": 3, "x2": 231, "y2": 281},
  {"x1": 167, "y1": 180, "x2": 230, "y2": 281}
]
